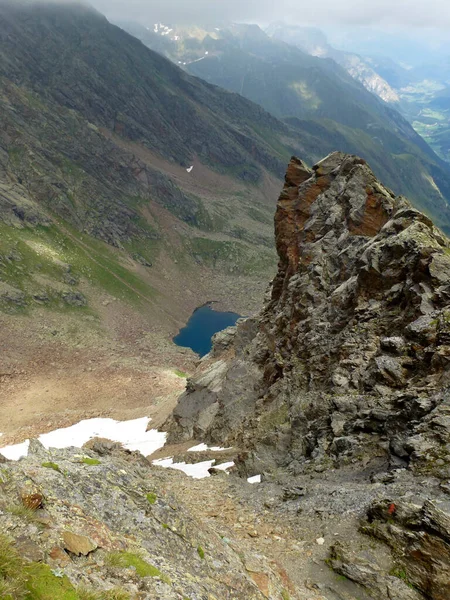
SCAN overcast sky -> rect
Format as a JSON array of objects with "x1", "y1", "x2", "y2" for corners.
[{"x1": 88, "y1": 0, "x2": 450, "y2": 30}]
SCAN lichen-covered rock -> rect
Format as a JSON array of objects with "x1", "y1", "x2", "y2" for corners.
[
  {"x1": 168, "y1": 152, "x2": 450, "y2": 479},
  {"x1": 357, "y1": 499, "x2": 450, "y2": 600},
  {"x1": 0, "y1": 444, "x2": 288, "y2": 599}
]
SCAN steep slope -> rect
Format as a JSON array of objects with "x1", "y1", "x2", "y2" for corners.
[
  {"x1": 0, "y1": 440, "x2": 295, "y2": 599},
  {"x1": 124, "y1": 20, "x2": 450, "y2": 233},
  {"x1": 167, "y1": 152, "x2": 450, "y2": 599},
  {"x1": 169, "y1": 152, "x2": 450, "y2": 478},
  {"x1": 0, "y1": 1, "x2": 299, "y2": 284},
  {"x1": 0, "y1": 0, "x2": 309, "y2": 443},
  {"x1": 266, "y1": 23, "x2": 400, "y2": 104}
]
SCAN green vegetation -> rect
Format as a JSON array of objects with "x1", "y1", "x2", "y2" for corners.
[
  {"x1": 81, "y1": 457, "x2": 101, "y2": 466},
  {"x1": 0, "y1": 532, "x2": 28, "y2": 599},
  {"x1": 0, "y1": 219, "x2": 157, "y2": 315},
  {"x1": 281, "y1": 590, "x2": 291, "y2": 600},
  {"x1": 98, "y1": 590, "x2": 131, "y2": 600},
  {"x1": 0, "y1": 532, "x2": 137, "y2": 600},
  {"x1": 5, "y1": 505, "x2": 39, "y2": 522},
  {"x1": 105, "y1": 552, "x2": 169, "y2": 582},
  {"x1": 390, "y1": 565, "x2": 416, "y2": 589},
  {"x1": 197, "y1": 546, "x2": 205, "y2": 560},
  {"x1": 41, "y1": 462, "x2": 61, "y2": 473},
  {"x1": 146, "y1": 493, "x2": 157, "y2": 505},
  {"x1": 26, "y1": 563, "x2": 79, "y2": 600},
  {"x1": 173, "y1": 370, "x2": 188, "y2": 378}
]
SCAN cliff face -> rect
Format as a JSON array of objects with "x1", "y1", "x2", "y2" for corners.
[{"x1": 169, "y1": 152, "x2": 450, "y2": 479}]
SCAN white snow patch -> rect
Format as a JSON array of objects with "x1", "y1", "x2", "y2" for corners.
[
  {"x1": 0, "y1": 417, "x2": 167, "y2": 461},
  {"x1": 247, "y1": 474, "x2": 261, "y2": 484},
  {"x1": 214, "y1": 461, "x2": 235, "y2": 471},
  {"x1": 188, "y1": 443, "x2": 231, "y2": 452},
  {"x1": 173, "y1": 36, "x2": 180, "y2": 41},
  {"x1": 0, "y1": 439, "x2": 30, "y2": 461},
  {"x1": 153, "y1": 457, "x2": 235, "y2": 479},
  {"x1": 186, "y1": 166, "x2": 194, "y2": 173},
  {"x1": 205, "y1": 51, "x2": 209, "y2": 55}
]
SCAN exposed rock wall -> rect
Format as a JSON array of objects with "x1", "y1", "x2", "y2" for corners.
[{"x1": 168, "y1": 152, "x2": 450, "y2": 479}]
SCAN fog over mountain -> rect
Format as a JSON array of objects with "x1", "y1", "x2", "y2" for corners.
[{"x1": 86, "y1": 0, "x2": 450, "y2": 29}]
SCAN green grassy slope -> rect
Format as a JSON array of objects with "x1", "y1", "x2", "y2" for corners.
[{"x1": 0, "y1": 1, "x2": 307, "y2": 318}]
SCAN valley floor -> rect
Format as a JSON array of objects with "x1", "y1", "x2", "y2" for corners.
[{"x1": 0, "y1": 263, "x2": 266, "y2": 446}]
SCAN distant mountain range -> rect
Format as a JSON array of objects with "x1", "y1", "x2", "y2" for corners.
[
  {"x1": 266, "y1": 22, "x2": 400, "y2": 104},
  {"x1": 4, "y1": 0, "x2": 450, "y2": 348},
  {"x1": 123, "y1": 19, "x2": 450, "y2": 232}
]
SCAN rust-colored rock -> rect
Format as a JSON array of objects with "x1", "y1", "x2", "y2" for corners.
[
  {"x1": 21, "y1": 493, "x2": 44, "y2": 511},
  {"x1": 249, "y1": 572, "x2": 270, "y2": 598},
  {"x1": 49, "y1": 546, "x2": 71, "y2": 567},
  {"x1": 62, "y1": 531, "x2": 97, "y2": 556}
]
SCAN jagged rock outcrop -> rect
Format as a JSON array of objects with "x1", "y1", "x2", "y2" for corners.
[{"x1": 168, "y1": 152, "x2": 450, "y2": 480}]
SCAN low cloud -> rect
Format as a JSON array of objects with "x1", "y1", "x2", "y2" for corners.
[{"x1": 88, "y1": 0, "x2": 450, "y2": 29}]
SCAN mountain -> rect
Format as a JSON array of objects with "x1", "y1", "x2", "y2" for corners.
[
  {"x1": 0, "y1": 439, "x2": 298, "y2": 599},
  {"x1": 167, "y1": 152, "x2": 450, "y2": 600},
  {"x1": 266, "y1": 22, "x2": 400, "y2": 104},
  {"x1": 0, "y1": 2, "x2": 307, "y2": 340},
  {"x1": 123, "y1": 20, "x2": 450, "y2": 234},
  {"x1": 365, "y1": 56, "x2": 450, "y2": 165},
  {"x1": 0, "y1": 0, "x2": 314, "y2": 440}
]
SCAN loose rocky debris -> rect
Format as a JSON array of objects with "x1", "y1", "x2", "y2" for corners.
[{"x1": 0, "y1": 439, "x2": 297, "y2": 600}]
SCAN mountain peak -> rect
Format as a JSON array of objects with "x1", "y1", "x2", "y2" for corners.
[{"x1": 168, "y1": 152, "x2": 450, "y2": 481}]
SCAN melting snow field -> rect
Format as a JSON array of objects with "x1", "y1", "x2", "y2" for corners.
[
  {"x1": 153, "y1": 457, "x2": 235, "y2": 479},
  {"x1": 0, "y1": 419, "x2": 258, "y2": 482},
  {"x1": 247, "y1": 475, "x2": 262, "y2": 484},
  {"x1": 0, "y1": 417, "x2": 166, "y2": 461},
  {"x1": 187, "y1": 443, "x2": 231, "y2": 452}
]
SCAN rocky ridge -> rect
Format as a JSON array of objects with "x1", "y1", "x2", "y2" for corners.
[
  {"x1": 0, "y1": 439, "x2": 294, "y2": 600},
  {"x1": 167, "y1": 152, "x2": 450, "y2": 599}
]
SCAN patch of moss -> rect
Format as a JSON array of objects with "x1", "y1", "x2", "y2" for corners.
[
  {"x1": 41, "y1": 462, "x2": 61, "y2": 473},
  {"x1": 146, "y1": 493, "x2": 157, "y2": 505},
  {"x1": 197, "y1": 546, "x2": 205, "y2": 560},
  {"x1": 26, "y1": 563, "x2": 78, "y2": 599},
  {"x1": 105, "y1": 552, "x2": 168, "y2": 582},
  {"x1": 281, "y1": 590, "x2": 291, "y2": 600},
  {"x1": 390, "y1": 565, "x2": 415, "y2": 588},
  {"x1": 173, "y1": 369, "x2": 188, "y2": 378},
  {"x1": 0, "y1": 532, "x2": 28, "y2": 599},
  {"x1": 81, "y1": 457, "x2": 101, "y2": 466}
]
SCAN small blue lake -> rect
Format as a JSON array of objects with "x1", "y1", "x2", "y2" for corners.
[{"x1": 173, "y1": 304, "x2": 241, "y2": 357}]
